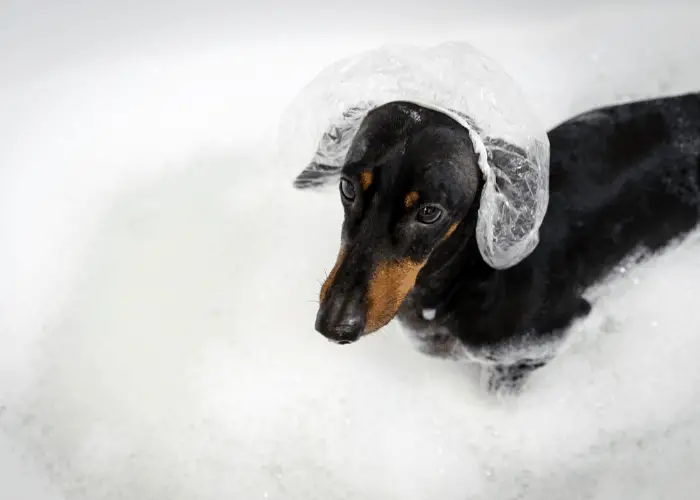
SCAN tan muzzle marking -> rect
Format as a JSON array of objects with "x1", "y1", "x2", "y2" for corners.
[{"x1": 365, "y1": 258, "x2": 426, "y2": 333}]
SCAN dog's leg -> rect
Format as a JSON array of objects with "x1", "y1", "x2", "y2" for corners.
[
  {"x1": 484, "y1": 297, "x2": 591, "y2": 394},
  {"x1": 484, "y1": 360, "x2": 548, "y2": 394}
]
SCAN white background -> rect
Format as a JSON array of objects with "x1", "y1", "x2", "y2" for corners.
[{"x1": 2, "y1": 1, "x2": 700, "y2": 499}]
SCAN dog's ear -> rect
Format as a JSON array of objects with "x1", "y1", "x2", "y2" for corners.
[
  {"x1": 293, "y1": 161, "x2": 342, "y2": 190},
  {"x1": 293, "y1": 104, "x2": 376, "y2": 190}
]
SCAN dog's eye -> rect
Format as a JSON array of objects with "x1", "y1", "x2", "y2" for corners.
[
  {"x1": 340, "y1": 178, "x2": 356, "y2": 202},
  {"x1": 416, "y1": 204, "x2": 443, "y2": 224}
]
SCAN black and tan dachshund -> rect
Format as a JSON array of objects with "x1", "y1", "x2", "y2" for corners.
[{"x1": 295, "y1": 92, "x2": 700, "y2": 392}]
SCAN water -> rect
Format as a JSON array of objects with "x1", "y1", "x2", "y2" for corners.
[{"x1": 2, "y1": 2, "x2": 700, "y2": 499}]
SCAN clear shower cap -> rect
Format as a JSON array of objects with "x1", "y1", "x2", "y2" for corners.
[{"x1": 278, "y1": 41, "x2": 550, "y2": 269}]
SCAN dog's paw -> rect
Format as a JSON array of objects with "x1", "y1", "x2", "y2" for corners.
[{"x1": 482, "y1": 361, "x2": 546, "y2": 395}]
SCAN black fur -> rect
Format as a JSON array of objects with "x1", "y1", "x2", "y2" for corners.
[{"x1": 300, "y1": 92, "x2": 700, "y2": 392}]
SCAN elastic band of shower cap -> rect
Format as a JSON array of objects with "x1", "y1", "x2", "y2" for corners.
[{"x1": 278, "y1": 41, "x2": 550, "y2": 270}]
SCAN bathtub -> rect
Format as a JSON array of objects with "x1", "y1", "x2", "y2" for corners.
[{"x1": 2, "y1": 2, "x2": 700, "y2": 499}]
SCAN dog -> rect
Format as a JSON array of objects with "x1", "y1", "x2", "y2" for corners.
[{"x1": 295, "y1": 91, "x2": 700, "y2": 392}]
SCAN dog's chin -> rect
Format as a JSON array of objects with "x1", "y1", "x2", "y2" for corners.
[
  {"x1": 316, "y1": 310, "x2": 399, "y2": 346},
  {"x1": 326, "y1": 337, "x2": 358, "y2": 346},
  {"x1": 322, "y1": 325, "x2": 380, "y2": 345}
]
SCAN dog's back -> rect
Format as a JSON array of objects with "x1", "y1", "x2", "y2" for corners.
[
  {"x1": 404, "y1": 92, "x2": 700, "y2": 369},
  {"x1": 538, "y1": 92, "x2": 700, "y2": 295},
  {"x1": 431, "y1": 92, "x2": 700, "y2": 390}
]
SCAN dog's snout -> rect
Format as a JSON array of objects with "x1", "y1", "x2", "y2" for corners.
[{"x1": 315, "y1": 294, "x2": 365, "y2": 344}]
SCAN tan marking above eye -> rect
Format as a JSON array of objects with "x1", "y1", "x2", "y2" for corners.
[
  {"x1": 365, "y1": 258, "x2": 426, "y2": 333},
  {"x1": 404, "y1": 191, "x2": 420, "y2": 209},
  {"x1": 319, "y1": 247, "x2": 345, "y2": 304},
  {"x1": 444, "y1": 222, "x2": 460, "y2": 240},
  {"x1": 360, "y1": 171, "x2": 373, "y2": 191}
]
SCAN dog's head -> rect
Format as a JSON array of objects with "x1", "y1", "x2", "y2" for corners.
[{"x1": 314, "y1": 101, "x2": 482, "y2": 344}]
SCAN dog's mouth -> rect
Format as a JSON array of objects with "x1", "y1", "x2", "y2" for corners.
[{"x1": 329, "y1": 338, "x2": 356, "y2": 346}]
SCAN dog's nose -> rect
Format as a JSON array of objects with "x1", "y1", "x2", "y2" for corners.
[{"x1": 315, "y1": 296, "x2": 365, "y2": 344}]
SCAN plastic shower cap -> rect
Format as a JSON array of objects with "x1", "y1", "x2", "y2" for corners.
[{"x1": 278, "y1": 41, "x2": 550, "y2": 269}]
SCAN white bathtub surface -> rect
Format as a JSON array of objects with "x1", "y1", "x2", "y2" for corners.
[{"x1": 2, "y1": 2, "x2": 700, "y2": 499}]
